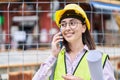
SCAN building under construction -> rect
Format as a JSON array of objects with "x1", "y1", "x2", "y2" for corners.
[{"x1": 0, "y1": 0, "x2": 120, "y2": 80}]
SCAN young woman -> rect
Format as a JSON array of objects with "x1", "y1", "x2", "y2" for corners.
[{"x1": 32, "y1": 4, "x2": 115, "y2": 80}]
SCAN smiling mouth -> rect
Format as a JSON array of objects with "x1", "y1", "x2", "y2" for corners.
[{"x1": 65, "y1": 32, "x2": 74, "y2": 37}]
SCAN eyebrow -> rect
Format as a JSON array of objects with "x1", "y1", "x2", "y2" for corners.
[{"x1": 61, "y1": 18, "x2": 77, "y2": 23}]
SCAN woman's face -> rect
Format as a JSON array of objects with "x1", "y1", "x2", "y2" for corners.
[{"x1": 60, "y1": 18, "x2": 86, "y2": 43}]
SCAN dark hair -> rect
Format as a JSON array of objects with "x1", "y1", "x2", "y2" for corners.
[
  {"x1": 82, "y1": 28, "x2": 96, "y2": 50},
  {"x1": 63, "y1": 24, "x2": 96, "y2": 53}
]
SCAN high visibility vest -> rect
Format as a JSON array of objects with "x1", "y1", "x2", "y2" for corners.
[{"x1": 50, "y1": 49, "x2": 109, "y2": 80}]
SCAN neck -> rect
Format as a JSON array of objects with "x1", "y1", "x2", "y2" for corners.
[
  {"x1": 69, "y1": 40, "x2": 84, "y2": 54},
  {"x1": 68, "y1": 40, "x2": 84, "y2": 62}
]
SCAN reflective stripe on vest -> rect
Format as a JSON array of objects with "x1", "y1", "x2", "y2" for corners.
[{"x1": 51, "y1": 49, "x2": 108, "y2": 80}]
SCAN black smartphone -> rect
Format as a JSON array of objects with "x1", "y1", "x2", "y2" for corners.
[{"x1": 59, "y1": 29, "x2": 63, "y2": 49}]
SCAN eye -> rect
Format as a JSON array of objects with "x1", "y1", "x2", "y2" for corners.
[
  {"x1": 70, "y1": 21, "x2": 76, "y2": 26},
  {"x1": 61, "y1": 23, "x2": 66, "y2": 28}
]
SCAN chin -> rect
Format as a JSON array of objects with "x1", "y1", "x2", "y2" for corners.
[{"x1": 65, "y1": 38, "x2": 74, "y2": 42}]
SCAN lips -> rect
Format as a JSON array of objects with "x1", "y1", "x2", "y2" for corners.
[{"x1": 64, "y1": 32, "x2": 75, "y2": 38}]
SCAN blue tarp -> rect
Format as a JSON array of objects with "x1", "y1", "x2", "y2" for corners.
[{"x1": 90, "y1": 1, "x2": 120, "y2": 11}]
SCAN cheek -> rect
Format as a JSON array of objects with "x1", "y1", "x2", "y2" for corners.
[
  {"x1": 75, "y1": 28, "x2": 83, "y2": 36},
  {"x1": 61, "y1": 31, "x2": 66, "y2": 38},
  {"x1": 76, "y1": 27, "x2": 83, "y2": 33},
  {"x1": 61, "y1": 30, "x2": 64, "y2": 35}
]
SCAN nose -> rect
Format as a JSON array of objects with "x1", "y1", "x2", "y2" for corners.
[{"x1": 65, "y1": 23, "x2": 71, "y2": 30}]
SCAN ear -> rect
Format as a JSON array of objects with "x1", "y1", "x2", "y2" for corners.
[{"x1": 82, "y1": 24, "x2": 86, "y2": 33}]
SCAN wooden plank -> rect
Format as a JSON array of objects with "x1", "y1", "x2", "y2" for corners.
[
  {"x1": 0, "y1": 63, "x2": 41, "y2": 68},
  {"x1": 9, "y1": 71, "x2": 33, "y2": 80},
  {"x1": 110, "y1": 56, "x2": 120, "y2": 61},
  {"x1": 117, "y1": 62, "x2": 120, "y2": 69}
]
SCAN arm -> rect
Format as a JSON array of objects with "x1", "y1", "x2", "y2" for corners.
[
  {"x1": 103, "y1": 59, "x2": 116, "y2": 80},
  {"x1": 32, "y1": 55, "x2": 56, "y2": 80},
  {"x1": 32, "y1": 32, "x2": 62, "y2": 80}
]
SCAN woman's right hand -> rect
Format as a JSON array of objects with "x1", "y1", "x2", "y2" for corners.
[{"x1": 51, "y1": 32, "x2": 63, "y2": 57}]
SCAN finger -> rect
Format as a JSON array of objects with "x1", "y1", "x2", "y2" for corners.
[
  {"x1": 62, "y1": 75, "x2": 69, "y2": 80},
  {"x1": 54, "y1": 36, "x2": 63, "y2": 41},
  {"x1": 62, "y1": 75, "x2": 74, "y2": 80},
  {"x1": 53, "y1": 39, "x2": 63, "y2": 47},
  {"x1": 53, "y1": 32, "x2": 61, "y2": 38},
  {"x1": 52, "y1": 34, "x2": 63, "y2": 44}
]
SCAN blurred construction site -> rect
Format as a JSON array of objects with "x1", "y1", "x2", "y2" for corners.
[{"x1": 0, "y1": 0, "x2": 120, "y2": 80}]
